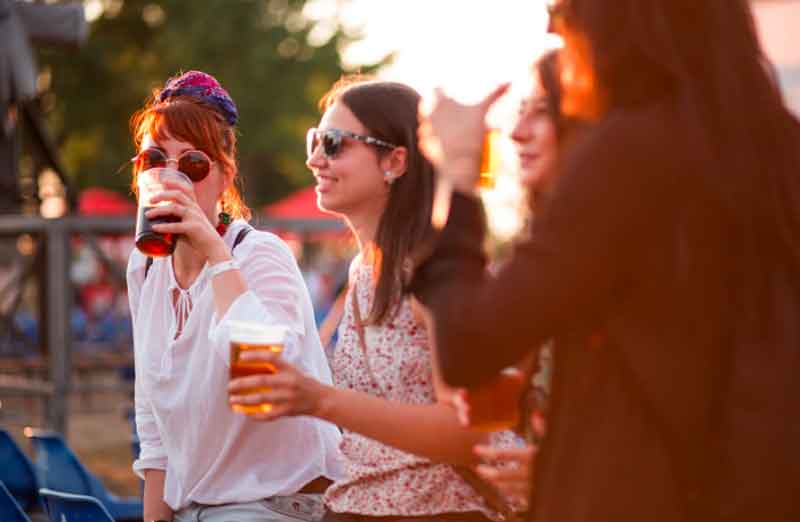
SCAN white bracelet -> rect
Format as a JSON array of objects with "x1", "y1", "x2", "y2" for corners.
[{"x1": 207, "y1": 259, "x2": 239, "y2": 278}]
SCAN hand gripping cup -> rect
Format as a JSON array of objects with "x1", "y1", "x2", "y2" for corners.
[
  {"x1": 228, "y1": 321, "x2": 287, "y2": 414},
  {"x1": 135, "y1": 167, "x2": 192, "y2": 257}
]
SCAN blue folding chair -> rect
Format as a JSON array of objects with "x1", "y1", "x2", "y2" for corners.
[
  {"x1": 26, "y1": 430, "x2": 142, "y2": 521},
  {"x1": 39, "y1": 488, "x2": 114, "y2": 522},
  {"x1": 0, "y1": 429, "x2": 40, "y2": 511},
  {"x1": 0, "y1": 481, "x2": 30, "y2": 522}
]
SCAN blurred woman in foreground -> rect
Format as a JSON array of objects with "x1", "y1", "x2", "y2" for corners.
[{"x1": 412, "y1": 1, "x2": 800, "y2": 520}]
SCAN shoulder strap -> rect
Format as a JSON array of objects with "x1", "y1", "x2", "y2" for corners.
[
  {"x1": 350, "y1": 280, "x2": 385, "y2": 396},
  {"x1": 231, "y1": 225, "x2": 252, "y2": 251},
  {"x1": 144, "y1": 224, "x2": 253, "y2": 280},
  {"x1": 144, "y1": 256, "x2": 153, "y2": 279}
]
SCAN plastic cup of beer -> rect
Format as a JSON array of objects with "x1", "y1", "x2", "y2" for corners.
[
  {"x1": 477, "y1": 129, "x2": 502, "y2": 190},
  {"x1": 135, "y1": 167, "x2": 191, "y2": 257},
  {"x1": 228, "y1": 321, "x2": 287, "y2": 414},
  {"x1": 465, "y1": 367, "x2": 526, "y2": 432}
]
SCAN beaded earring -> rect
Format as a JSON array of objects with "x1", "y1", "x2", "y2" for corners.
[{"x1": 216, "y1": 211, "x2": 231, "y2": 236}]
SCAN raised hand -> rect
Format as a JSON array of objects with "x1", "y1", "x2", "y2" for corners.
[
  {"x1": 145, "y1": 177, "x2": 223, "y2": 257},
  {"x1": 417, "y1": 84, "x2": 509, "y2": 194}
]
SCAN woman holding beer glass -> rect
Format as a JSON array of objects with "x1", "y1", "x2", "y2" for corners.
[
  {"x1": 467, "y1": 48, "x2": 576, "y2": 510},
  {"x1": 411, "y1": 1, "x2": 800, "y2": 521},
  {"x1": 229, "y1": 77, "x2": 517, "y2": 521},
  {"x1": 127, "y1": 70, "x2": 342, "y2": 522}
]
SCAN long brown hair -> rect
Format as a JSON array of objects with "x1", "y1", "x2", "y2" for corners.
[
  {"x1": 130, "y1": 93, "x2": 251, "y2": 220},
  {"x1": 556, "y1": 0, "x2": 800, "y2": 291},
  {"x1": 320, "y1": 76, "x2": 435, "y2": 324}
]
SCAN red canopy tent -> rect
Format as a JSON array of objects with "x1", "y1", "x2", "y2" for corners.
[
  {"x1": 261, "y1": 185, "x2": 346, "y2": 240},
  {"x1": 262, "y1": 186, "x2": 332, "y2": 220},
  {"x1": 78, "y1": 187, "x2": 136, "y2": 216}
]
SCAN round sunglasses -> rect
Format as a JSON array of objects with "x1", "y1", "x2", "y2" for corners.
[
  {"x1": 131, "y1": 147, "x2": 214, "y2": 182},
  {"x1": 306, "y1": 127, "x2": 397, "y2": 159}
]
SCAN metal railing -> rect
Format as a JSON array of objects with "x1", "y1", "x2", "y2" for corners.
[{"x1": 0, "y1": 214, "x2": 345, "y2": 436}]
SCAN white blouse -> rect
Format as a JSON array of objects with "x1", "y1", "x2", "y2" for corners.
[{"x1": 127, "y1": 220, "x2": 344, "y2": 511}]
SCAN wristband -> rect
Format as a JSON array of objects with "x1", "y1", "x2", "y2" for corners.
[{"x1": 207, "y1": 258, "x2": 239, "y2": 278}]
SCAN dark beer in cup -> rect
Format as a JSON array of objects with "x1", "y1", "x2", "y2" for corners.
[
  {"x1": 135, "y1": 206, "x2": 180, "y2": 257},
  {"x1": 135, "y1": 168, "x2": 191, "y2": 257},
  {"x1": 466, "y1": 367, "x2": 525, "y2": 432}
]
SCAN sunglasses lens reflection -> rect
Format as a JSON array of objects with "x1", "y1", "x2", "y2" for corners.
[
  {"x1": 179, "y1": 151, "x2": 211, "y2": 181},
  {"x1": 307, "y1": 129, "x2": 343, "y2": 159},
  {"x1": 322, "y1": 131, "x2": 342, "y2": 157},
  {"x1": 137, "y1": 148, "x2": 168, "y2": 171}
]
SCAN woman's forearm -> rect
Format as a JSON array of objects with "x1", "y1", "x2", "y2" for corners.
[
  {"x1": 143, "y1": 469, "x2": 173, "y2": 522},
  {"x1": 317, "y1": 385, "x2": 488, "y2": 466}
]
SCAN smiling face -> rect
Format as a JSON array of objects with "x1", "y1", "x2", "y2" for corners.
[
  {"x1": 306, "y1": 101, "x2": 392, "y2": 225},
  {"x1": 139, "y1": 131, "x2": 228, "y2": 222},
  {"x1": 510, "y1": 71, "x2": 560, "y2": 195}
]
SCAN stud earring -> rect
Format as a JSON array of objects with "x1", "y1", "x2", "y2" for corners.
[{"x1": 384, "y1": 171, "x2": 394, "y2": 185}]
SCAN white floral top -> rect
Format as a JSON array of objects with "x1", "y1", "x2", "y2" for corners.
[{"x1": 324, "y1": 258, "x2": 513, "y2": 518}]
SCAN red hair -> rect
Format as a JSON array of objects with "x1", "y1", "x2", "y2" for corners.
[{"x1": 129, "y1": 93, "x2": 251, "y2": 220}]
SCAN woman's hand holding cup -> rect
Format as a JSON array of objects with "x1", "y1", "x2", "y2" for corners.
[
  {"x1": 417, "y1": 84, "x2": 510, "y2": 195},
  {"x1": 228, "y1": 347, "x2": 326, "y2": 421},
  {"x1": 146, "y1": 173, "x2": 223, "y2": 258}
]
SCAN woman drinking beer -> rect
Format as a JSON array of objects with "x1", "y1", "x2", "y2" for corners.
[
  {"x1": 127, "y1": 70, "x2": 342, "y2": 522},
  {"x1": 229, "y1": 76, "x2": 518, "y2": 521},
  {"x1": 468, "y1": 48, "x2": 577, "y2": 511}
]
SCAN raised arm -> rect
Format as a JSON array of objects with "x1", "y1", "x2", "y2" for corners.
[{"x1": 411, "y1": 112, "x2": 675, "y2": 387}]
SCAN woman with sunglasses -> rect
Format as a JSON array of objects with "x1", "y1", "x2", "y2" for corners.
[
  {"x1": 126, "y1": 70, "x2": 343, "y2": 522},
  {"x1": 412, "y1": 1, "x2": 800, "y2": 521},
  {"x1": 229, "y1": 76, "x2": 518, "y2": 522}
]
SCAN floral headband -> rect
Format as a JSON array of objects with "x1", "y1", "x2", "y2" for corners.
[{"x1": 158, "y1": 70, "x2": 238, "y2": 126}]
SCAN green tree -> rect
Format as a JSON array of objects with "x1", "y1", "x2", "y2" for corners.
[{"x1": 36, "y1": 0, "x2": 382, "y2": 210}]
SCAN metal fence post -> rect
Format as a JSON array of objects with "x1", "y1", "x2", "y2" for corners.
[{"x1": 44, "y1": 219, "x2": 71, "y2": 436}]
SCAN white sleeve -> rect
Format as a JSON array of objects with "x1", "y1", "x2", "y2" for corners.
[
  {"x1": 127, "y1": 253, "x2": 168, "y2": 478},
  {"x1": 208, "y1": 234, "x2": 312, "y2": 370}
]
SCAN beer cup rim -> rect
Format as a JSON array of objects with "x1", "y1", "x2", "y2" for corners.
[
  {"x1": 138, "y1": 167, "x2": 192, "y2": 187},
  {"x1": 228, "y1": 320, "x2": 288, "y2": 345}
]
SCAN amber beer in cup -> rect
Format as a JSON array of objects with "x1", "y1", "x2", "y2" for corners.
[
  {"x1": 228, "y1": 321, "x2": 286, "y2": 414},
  {"x1": 135, "y1": 168, "x2": 191, "y2": 257},
  {"x1": 477, "y1": 129, "x2": 502, "y2": 190},
  {"x1": 431, "y1": 129, "x2": 503, "y2": 229},
  {"x1": 465, "y1": 367, "x2": 526, "y2": 432}
]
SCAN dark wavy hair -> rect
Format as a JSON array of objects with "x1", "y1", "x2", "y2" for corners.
[
  {"x1": 319, "y1": 76, "x2": 436, "y2": 324},
  {"x1": 535, "y1": 49, "x2": 569, "y2": 140},
  {"x1": 557, "y1": 0, "x2": 800, "y2": 295}
]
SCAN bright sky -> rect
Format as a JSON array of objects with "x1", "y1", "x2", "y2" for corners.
[
  {"x1": 303, "y1": 0, "x2": 561, "y2": 239},
  {"x1": 306, "y1": 0, "x2": 560, "y2": 119},
  {"x1": 302, "y1": 0, "x2": 800, "y2": 239}
]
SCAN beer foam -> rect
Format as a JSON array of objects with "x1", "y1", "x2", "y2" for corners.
[{"x1": 228, "y1": 320, "x2": 287, "y2": 344}]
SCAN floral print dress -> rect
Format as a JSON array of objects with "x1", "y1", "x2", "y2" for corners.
[{"x1": 324, "y1": 259, "x2": 515, "y2": 519}]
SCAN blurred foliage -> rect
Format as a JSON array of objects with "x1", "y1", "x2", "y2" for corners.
[{"x1": 33, "y1": 0, "x2": 383, "y2": 210}]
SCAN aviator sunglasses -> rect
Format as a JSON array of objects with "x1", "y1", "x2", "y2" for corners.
[
  {"x1": 131, "y1": 147, "x2": 214, "y2": 182},
  {"x1": 306, "y1": 127, "x2": 397, "y2": 159}
]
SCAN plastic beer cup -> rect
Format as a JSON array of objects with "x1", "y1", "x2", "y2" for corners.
[
  {"x1": 228, "y1": 321, "x2": 287, "y2": 414},
  {"x1": 135, "y1": 167, "x2": 191, "y2": 257},
  {"x1": 465, "y1": 367, "x2": 526, "y2": 432}
]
